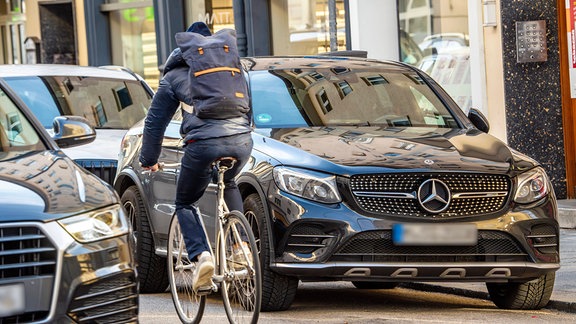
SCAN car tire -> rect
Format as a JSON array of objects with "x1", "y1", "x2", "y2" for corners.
[
  {"x1": 486, "y1": 272, "x2": 555, "y2": 310},
  {"x1": 244, "y1": 193, "x2": 299, "y2": 311},
  {"x1": 121, "y1": 185, "x2": 169, "y2": 293},
  {"x1": 351, "y1": 281, "x2": 399, "y2": 289}
]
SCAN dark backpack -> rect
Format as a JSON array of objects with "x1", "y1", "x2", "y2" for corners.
[{"x1": 175, "y1": 29, "x2": 250, "y2": 119}]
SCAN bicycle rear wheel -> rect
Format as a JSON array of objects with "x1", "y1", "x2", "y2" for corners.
[
  {"x1": 167, "y1": 215, "x2": 206, "y2": 324},
  {"x1": 219, "y1": 210, "x2": 262, "y2": 324}
]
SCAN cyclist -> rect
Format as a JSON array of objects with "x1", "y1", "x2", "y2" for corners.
[{"x1": 139, "y1": 21, "x2": 253, "y2": 292}]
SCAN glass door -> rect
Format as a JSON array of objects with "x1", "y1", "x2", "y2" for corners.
[{"x1": 108, "y1": 0, "x2": 159, "y2": 89}]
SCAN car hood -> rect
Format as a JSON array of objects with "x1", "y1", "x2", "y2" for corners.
[
  {"x1": 61, "y1": 129, "x2": 127, "y2": 161},
  {"x1": 0, "y1": 150, "x2": 118, "y2": 222},
  {"x1": 255, "y1": 126, "x2": 536, "y2": 174}
]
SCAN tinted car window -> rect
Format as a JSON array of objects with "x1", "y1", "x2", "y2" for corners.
[
  {"x1": 5, "y1": 76, "x2": 150, "y2": 129},
  {"x1": 250, "y1": 68, "x2": 457, "y2": 129},
  {"x1": 0, "y1": 88, "x2": 46, "y2": 160}
]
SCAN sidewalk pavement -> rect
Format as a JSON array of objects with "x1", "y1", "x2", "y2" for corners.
[{"x1": 404, "y1": 199, "x2": 576, "y2": 313}]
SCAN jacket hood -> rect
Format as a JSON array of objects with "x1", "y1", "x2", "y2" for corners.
[
  {"x1": 256, "y1": 126, "x2": 536, "y2": 175},
  {"x1": 0, "y1": 151, "x2": 118, "y2": 222},
  {"x1": 163, "y1": 48, "x2": 185, "y2": 76},
  {"x1": 163, "y1": 22, "x2": 212, "y2": 75},
  {"x1": 187, "y1": 21, "x2": 212, "y2": 36}
]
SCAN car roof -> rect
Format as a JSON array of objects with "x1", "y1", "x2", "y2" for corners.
[
  {"x1": 0, "y1": 64, "x2": 139, "y2": 80},
  {"x1": 422, "y1": 33, "x2": 469, "y2": 42},
  {"x1": 242, "y1": 55, "x2": 409, "y2": 72}
]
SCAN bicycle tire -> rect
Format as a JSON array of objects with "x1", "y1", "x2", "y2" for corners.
[
  {"x1": 167, "y1": 215, "x2": 206, "y2": 324},
  {"x1": 219, "y1": 210, "x2": 262, "y2": 324}
]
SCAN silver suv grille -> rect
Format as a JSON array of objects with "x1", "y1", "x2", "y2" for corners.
[
  {"x1": 75, "y1": 159, "x2": 118, "y2": 186},
  {"x1": 0, "y1": 226, "x2": 57, "y2": 278},
  {"x1": 349, "y1": 173, "x2": 510, "y2": 218}
]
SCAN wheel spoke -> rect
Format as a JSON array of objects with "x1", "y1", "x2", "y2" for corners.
[
  {"x1": 221, "y1": 211, "x2": 261, "y2": 324},
  {"x1": 168, "y1": 216, "x2": 206, "y2": 323}
]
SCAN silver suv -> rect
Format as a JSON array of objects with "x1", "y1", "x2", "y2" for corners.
[
  {"x1": 0, "y1": 79, "x2": 138, "y2": 322},
  {"x1": 0, "y1": 64, "x2": 153, "y2": 185}
]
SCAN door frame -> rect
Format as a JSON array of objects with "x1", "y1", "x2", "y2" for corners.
[{"x1": 558, "y1": 0, "x2": 576, "y2": 198}]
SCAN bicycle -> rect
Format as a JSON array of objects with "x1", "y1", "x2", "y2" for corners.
[{"x1": 167, "y1": 157, "x2": 262, "y2": 324}]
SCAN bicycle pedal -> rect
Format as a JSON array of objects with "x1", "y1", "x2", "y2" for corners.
[{"x1": 195, "y1": 286, "x2": 213, "y2": 295}]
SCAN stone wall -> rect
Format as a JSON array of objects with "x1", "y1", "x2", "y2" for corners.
[{"x1": 500, "y1": 0, "x2": 566, "y2": 198}]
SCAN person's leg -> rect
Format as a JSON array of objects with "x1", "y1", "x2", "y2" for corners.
[
  {"x1": 219, "y1": 133, "x2": 253, "y2": 212},
  {"x1": 215, "y1": 133, "x2": 254, "y2": 265},
  {"x1": 175, "y1": 141, "x2": 215, "y2": 261}
]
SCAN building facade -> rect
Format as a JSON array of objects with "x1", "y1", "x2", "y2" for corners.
[{"x1": 1, "y1": 0, "x2": 573, "y2": 199}]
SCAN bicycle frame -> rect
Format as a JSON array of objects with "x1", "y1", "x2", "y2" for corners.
[
  {"x1": 168, "y1": 157, "x2": 261, "y2": 324},
  {"x1": 198, "y1": 159, "x2": 252, "y2": 289}
]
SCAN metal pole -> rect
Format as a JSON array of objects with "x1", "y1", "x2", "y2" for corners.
[{"x1": 328, "y1": 0, "x2": 338, "y2": 52}]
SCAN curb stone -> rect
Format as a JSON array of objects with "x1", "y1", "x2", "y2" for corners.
[{"x1": 401, "y1": 283, "x2": 576, "y2": 313}]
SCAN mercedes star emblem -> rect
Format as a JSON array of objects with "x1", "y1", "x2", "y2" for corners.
[{"x1": 417, "y1": 179, "x2": 451, "y2": 213}]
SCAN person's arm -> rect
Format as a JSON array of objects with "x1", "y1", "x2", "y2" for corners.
[{"x1": 139, "y1": 76, "x2": 180, "y2": 168}]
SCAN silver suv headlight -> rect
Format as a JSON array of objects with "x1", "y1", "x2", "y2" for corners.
[
  {"x1": 273, "y1": 166, "x2": 341, "y2": 203},
  {"x1": 58, "y1": 204, "x2": 129, "y2": 243},
  {"x1": 513, "y1": 167, "x2": 550, "y2": 204}
]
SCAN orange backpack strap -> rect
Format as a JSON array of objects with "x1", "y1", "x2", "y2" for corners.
[{"x1": 194, "y1": 67, "x2": 241, "y2": 77}]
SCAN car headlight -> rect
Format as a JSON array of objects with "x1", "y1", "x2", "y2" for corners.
[
  {"x1": 273, "y1": 166, "x2": 341, "y2": 203},
  {"x1": 514, "y1": 167, "x2": 550, "y2": 204},
  {"x1": 58, "y1": 204, "x2": 129, "y2": 243}
]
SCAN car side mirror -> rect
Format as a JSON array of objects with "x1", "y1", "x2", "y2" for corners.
[
  {"x1": 52, "y1": 116, "x2": 96, "y2": 148},
  {"x1": 467, "y1": 108, "x2": 490, "y2": 133}
]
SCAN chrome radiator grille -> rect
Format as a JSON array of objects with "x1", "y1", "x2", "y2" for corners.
[
  {"x1": 75, "y1": 159, "x2": 118, "y2": 186},
  {"x1": 0, "y1": 226, "x2": 57, "y2": 278},
  {"x1": 68, "y1": 274, "x2": 139, "y2": 323},
  {"x1": 349, "y1": 173, "x2": 510, "y2": 218}
]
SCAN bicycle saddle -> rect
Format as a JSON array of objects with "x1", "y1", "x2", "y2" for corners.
[{"x1": 214, "y1": 157, "x2": 237, "y2": 169}]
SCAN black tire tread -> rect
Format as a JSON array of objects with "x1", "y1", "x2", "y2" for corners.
[
  {"x1": 244, "y1": 193, "x2": 298, "y2": 311},
  {"x1": 486, "y1": 272, "x2": 555, "y2": 310},
  {"x1": 122, "y1": 186, "x2": 169, "y2": 293}
]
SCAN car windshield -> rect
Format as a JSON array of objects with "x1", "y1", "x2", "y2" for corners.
[
  {"x1": 5, "y1": 76, "x2": 151, "y2": 130},
  {"x1": 249, "y1": 68, "x2": 458, "y2": 129},
  {"x1": 0, "y1": 87, "x2": 46, "y2": 161}
]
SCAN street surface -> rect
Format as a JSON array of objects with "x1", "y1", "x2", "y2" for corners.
[
  {"x1": 138, "y1": 229, "x2": 576, "y2": 323},
  {"x1": 139, "y1": 282, "x2": 576, "y2": 323}
]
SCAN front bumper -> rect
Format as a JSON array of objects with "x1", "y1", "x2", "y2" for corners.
[
  {"x1": 268, "y1": 192, "x2": 560, "y2": 283},
  {"x1": 272, "y1": 261, "x2": 559, "y2": 283},
  {"x1": 0, "y1": 221, "x2": 138, "y2": 323}
]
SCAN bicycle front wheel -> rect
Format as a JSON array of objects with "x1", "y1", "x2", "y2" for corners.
[
  {"x1": 167, "y1": 215, "x2": 206, "y2": 324},
  {"x1": 220, "y1": 210, "x2": 262, "y2": 324}
]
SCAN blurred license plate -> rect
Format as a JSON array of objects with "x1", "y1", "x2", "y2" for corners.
[
  {"x1": 0, "y1": 283, "x2": 25, "y2": 317},
  {"x1": 392, "y1": 223, "x2": 477, "y2": 246}
]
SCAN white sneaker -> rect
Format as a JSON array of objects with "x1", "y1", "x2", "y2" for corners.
[{"x1": 192, "y1": 251, "x2": 214, "y2": 292}]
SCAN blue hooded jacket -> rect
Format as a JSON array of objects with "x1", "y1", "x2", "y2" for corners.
[{"x1": 139, "y1": 22, "x2": 252, "y2": 167}]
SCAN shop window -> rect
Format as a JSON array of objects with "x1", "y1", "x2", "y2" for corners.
[
  {"x1": 398, "y1": 0, "x2": 471, "y2": 112},
  {"x1": 108, "y1": 1, "x2": 158, "y2": 89},
  {"x1": 0, "y1": 8, "x2": 25, "y2": 64},
  {"x1": 185, "y1": 0, "x2": 235, "y2": 34},
  {"x1": 271, "y1": 0, "x2": 347, "y2": 55}
]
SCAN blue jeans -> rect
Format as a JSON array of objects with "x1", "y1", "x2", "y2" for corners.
[{"x1": 175, "y1": 133, "x2": 253, "y2": 261}]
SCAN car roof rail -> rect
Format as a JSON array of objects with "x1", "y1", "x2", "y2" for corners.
[
  {"x1": 98, "y1": 65, "x2": 139, "y2": 77},
  {"x1": 318, "y1": 50, "x2": 368, "y2": 58},
  {"x1": 98, "y1": 65, "x2": 155, "y2": 96}
]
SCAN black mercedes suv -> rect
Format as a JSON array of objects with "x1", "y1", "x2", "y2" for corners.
[
  {"x1": 0, "y1": 79, "x2": 138, "y2": 322},
  {"x1": 114, "y1": 55, "x2": 559, "y2": 312}
]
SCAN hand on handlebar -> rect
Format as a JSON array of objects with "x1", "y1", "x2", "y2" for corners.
[{"x1": 142, "y1": 162, "x2": 163, "y2": 173}]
